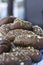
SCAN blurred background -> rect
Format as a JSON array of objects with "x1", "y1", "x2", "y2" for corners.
[
  {"x1": 0, "y1": 0, "x2": 25, "y2": 19},
  {"x1": 0, "y1": 0, "x2": 43, "y2": 28}
]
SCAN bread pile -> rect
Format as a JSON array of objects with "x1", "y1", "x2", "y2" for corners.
[{"x1": 0, "y1": 16, "x2": 43, "y2": 65}]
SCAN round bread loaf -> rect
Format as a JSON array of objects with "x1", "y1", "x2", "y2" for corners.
[
  {"x1": 5, "y1": 29, "x2": 35, "y2": 41},
  {"x1": 12, "y1": 47, "x2": 41, "y2": 62},
  {"x1": 9, "y1": 18, "x2": 32, "y2": 30},
  {"x1": 14, "y1": 34, "x2": 43, "y2": 50},
  {"x1": 0, "y1": 52, "x2": 32, "y2": 65}
]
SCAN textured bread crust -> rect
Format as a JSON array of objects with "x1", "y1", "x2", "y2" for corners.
[
  {"x1": 0, "y1": 39, "x2": 11, "y2": 54},
  {"x1": 10, "y1": 18, "x2": 32, "y2": 30},
  {"x1": 14, "y1": 34, "x2": 43, "y2": 50},
  {"x1": 5, "y1": 29, "x2": 35, "y2": 41},
  {"x1": 12, "y1": 47, "x2": 41, "y2": 62},
  {"x1": 0, "y1": 24, "x2": 10, "y2": 36},
  {"x1": 0, "y1": 52, "x2": 32, "y2": 65},
  {"x1": 33, "y1": 25, "x2": 43, "y2": 36},
  {"x1": 0, "y1": 16, "x2": 16, "y2": 26}
]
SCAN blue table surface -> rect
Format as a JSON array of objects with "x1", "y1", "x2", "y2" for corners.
[{"x1": 32, "y1": 50, "x2": 43, "y2": 65}]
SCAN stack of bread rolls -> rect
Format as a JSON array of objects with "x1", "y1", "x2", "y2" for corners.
[{"x1": 0, "y1": 16, "x2": 43, "y2": 65}]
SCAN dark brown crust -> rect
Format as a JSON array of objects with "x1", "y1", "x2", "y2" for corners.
[
  {"x1": 0, "y1": 39, "x2": 11, "y2": 54},
  {"x1": 0, "y1": 16, "x2": 16, "y2": 26}
]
